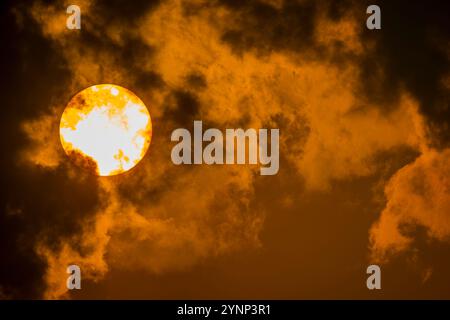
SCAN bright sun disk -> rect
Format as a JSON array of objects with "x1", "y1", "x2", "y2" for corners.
[{"x1": 60, "y1": 84, "x2": 152, "y2": 176}]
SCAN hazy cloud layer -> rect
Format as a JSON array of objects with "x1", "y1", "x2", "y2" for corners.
[
  {"x1": 1, "y1": 0, "x2": 449, "y2": 298},
  {"x1": 370, "y1": 148, "x2": 450, "y2": 262}
]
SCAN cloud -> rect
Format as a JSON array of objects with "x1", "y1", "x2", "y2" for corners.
[
  {"x1": 370, "y1": 148, "x2": 450, "y2": 262},
  {"x1": 16, "y1": 0, "x2": 267, "y2": 299},
  {"x1": 107, "y1": 167, "x2": 263, "y2": 273},
  {"x1": 20, "y1": 109, "x2": 64, "y2": 168},
  {"x1": 137, "y1": 0, "x2": 428, "y2": 191},
  {"x1": 6, "y1": 0, "x2": 449, "y2": 298}
]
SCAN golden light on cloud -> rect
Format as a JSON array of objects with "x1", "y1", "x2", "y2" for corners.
[{"x1": 60, "y1": 84, "x2": 152, "y2": 176}]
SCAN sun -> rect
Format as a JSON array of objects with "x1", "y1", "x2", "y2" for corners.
[{"x1": 60, "y1": 84, "x2": 152, "y2": 176}]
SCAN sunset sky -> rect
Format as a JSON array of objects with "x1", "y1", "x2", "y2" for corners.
[{"x1": 1, "y1": 0, "x2": 450, "y2": 299}]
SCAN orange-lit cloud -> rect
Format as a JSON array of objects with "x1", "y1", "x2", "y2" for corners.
[
  {"x1": 370, "y1": 148, "x2": 450, "y2": 262},
  {"x1": 16, "y1": 0, "x2": 449, "y2": 298}
]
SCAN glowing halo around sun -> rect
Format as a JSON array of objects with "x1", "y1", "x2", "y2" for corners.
[{"x1": 60, "y1": 84, "x2": 152, "y2": 176}]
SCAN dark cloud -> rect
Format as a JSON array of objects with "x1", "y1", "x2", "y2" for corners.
[
  {"x1": 217, "y1": 0, "x2": 450, "y2": 148},
  {"x1": 185, "y1": 72, "x2": 207, "y2": 90},
  {"x1": 0, "y1": 2, "x2": 101, "y2": 298},
  {"x1": 0, "y1": 4, "x2": 59, "y2": 298},
  {"x1": 162, "y1": 90, "x2": 201, "y2": 126},
  {"x1": 92, "y1": 0, "x2": 161, "y2": 24},
  {"x1": 1, "y1": 0, "x2": 449, "y2": 299}
]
